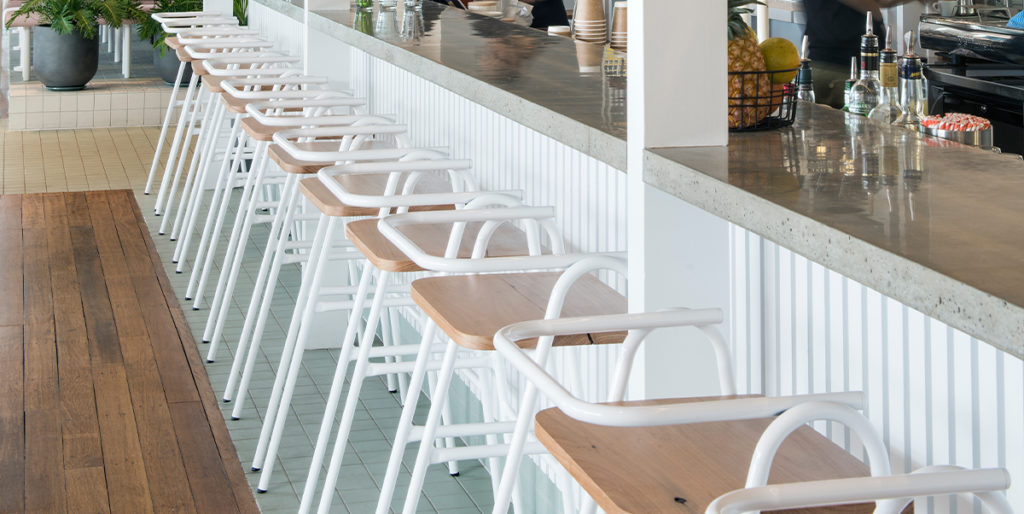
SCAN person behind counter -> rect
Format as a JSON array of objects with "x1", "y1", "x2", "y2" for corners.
[
  {"x1": 804, "y1": 0, "x2": 920, "y2": 108},
  {"x1": 518, "y1": 0, "x2": 569, "y2": 29}
]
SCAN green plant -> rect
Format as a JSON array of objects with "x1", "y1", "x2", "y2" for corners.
[
  {"x1": 5, "y1": 0, "x2": 144, "y2": 39},
  {"x1": 233, "y1": 0, "x2": 247, "y2": 25},
  {"x1": 136, "y1": 0, "x2": 201, "y2": 56}
]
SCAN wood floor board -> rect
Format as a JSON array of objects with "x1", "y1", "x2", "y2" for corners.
[
  {"x1": 46, "y1": 193, "x2": 105, "y2": 470},
  {"x1": 92, "y1": 364, "x2": 156, "y2": 514},
  {"x1": 0, "y1": 326, "x2": 25, "y2": 513},
  {"x1": 24, "y1": 408, "x2": 67, "y2": 513},
  {"x1": 3, "y1": 191, "x2": 258, "y2": 514},
  {"x1": 0, "y1": 195, "x2": 23, "y2": 326}
]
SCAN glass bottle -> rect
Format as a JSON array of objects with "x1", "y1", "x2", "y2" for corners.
[
  {"x1": 796, "y1": 35, "x2": 815, "y2": 103},
  {"x1": 894, "y1": 30, "x2": 925, "y2": 129},
  {"x1": 842, "y1": 57, "x2": 857, "y2": 112},
  {"x1": 848, "y1": 11, "x2": 881, "y2": 117},
  {"x1": 869, "y1": 26, "x2": 901, "y2": 123}
]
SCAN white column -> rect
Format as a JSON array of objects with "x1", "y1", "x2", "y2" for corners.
[{"x1": 627, "y1": 0, "x2": 731, "y2": 399}]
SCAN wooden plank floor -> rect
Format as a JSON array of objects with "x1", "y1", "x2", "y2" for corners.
[{"x1": 0, "y1": 190, "x2": 259, "y2": 513}]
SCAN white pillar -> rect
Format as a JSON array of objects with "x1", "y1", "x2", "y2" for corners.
[{"x1": 627, "y1": 0, "x2": 731, "y2": 399}]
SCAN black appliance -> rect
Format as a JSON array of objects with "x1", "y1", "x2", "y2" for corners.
[{"x1": 924, "y1": 64, "x2": 1024, "y2": 155}]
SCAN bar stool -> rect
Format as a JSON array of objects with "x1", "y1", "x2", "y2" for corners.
[
  {"x1": 162, "y1": 46, "x2": 305, "y2": 239},
  {"x1": 268, "y1": 175, "x2": 534, "y2": 511},
  {"x1": 167, "y1": 74, "x2": 333, "y2": 269},
  {"x1": 150, "y1": 17, "x2": 250, "y2": 213},
  {"x1": 246, "y1": 149, "x2": 509, "y2": 500},
  {"x1": 710, "y1": 465, "x2": 1013, "y2": 514},
  {"x1": 348, "y1": 211, "x2": 626, "y2": 514},
  {"x1": 200, "y1": 122, "x2": 412, "y2": 365},
  {"x1": 491, "y1": 311, "x2": 903, "y2": 514},
  {"x1": 186, "y1": 95, "x2": 368, "y2": 314},
  {"x1": 144, "y1": 25, "x2": 260, "y2": 195}
]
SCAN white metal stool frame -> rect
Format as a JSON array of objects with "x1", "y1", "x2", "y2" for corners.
[
  {"x1": 491, "y1": 312, "x2": 885, "y2": 514},
  {"x1": 187, "y1": 95, "x2": 369, "y2": 316},
  {"x1": 149, "y1": 17, "x2": 244, "y2": 208},
  {"x1": 200, "y1": 121, "x2": 411, "y2": 367},
  {"x1": 222, "y1": 145, "x2": 454, "y2": 413},
  {"x1": 246, "y1": 144, "x2": 488, "y2": 496},
  {"x1": 142, "y1": 26, "x2": 264, "y2": 196},
  {"x1": 369, "y1": 208, "x2": 626, "y2": 514},
  {"x1": 161, "y1": 42, "x2": 291, "y2": 238},
  {"x1": 168, "y1": 74, "x2": 332, "y2": 273},
  {"x1": 286, "y1": 174, "x2": 527, "y2": 513},
  {"x1": 151, "y1": 42, "x2": 288, "y2": 222},
  {"x1": 179, "y1": 86, "x2": 359, "y2": 307}
]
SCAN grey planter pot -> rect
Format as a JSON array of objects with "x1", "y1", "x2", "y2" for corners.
[
  {"x1": 154, "y1": 46, "x2": 192, "y2": 85},
  {"x1": 31, "y1": 26, "x2": 98, "y2": 90}
]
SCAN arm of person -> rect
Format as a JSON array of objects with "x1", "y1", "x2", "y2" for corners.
[{"x1": 839, "y1": 0, "x2": 923, "y2": 24}]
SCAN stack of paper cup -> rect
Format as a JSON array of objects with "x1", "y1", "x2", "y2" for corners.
[
  {"x1": 610, "y1": 1, "x2": 626, "y2": 50},
  {"x1": 572, "y1": 0, "x2": 606, "y2": 43}
]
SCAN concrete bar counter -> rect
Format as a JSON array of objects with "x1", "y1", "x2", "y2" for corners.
[{"x1": 646, "y1": 104, "x2": 1024, "y2": 360}]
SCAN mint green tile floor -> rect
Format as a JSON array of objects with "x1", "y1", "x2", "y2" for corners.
[{"x1": 135, "y1": 190, "x2": 492, "y2": 513}]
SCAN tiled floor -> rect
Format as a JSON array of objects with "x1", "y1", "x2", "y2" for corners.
[{"x1": 0, "y1": 122, "x2": 493, "y2": 513}]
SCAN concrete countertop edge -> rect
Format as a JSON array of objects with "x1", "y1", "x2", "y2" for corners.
[
  {"x1": 643, "y1": 148, "x2": 1024, "y2": 361},
  {"x1": 254, "y1": 0, "x2": 628, "y2": 171}
]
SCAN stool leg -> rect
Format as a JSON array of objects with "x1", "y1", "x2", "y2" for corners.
[
  {"x1": 381, "y1": 307, "x2": 398, "y2": 393},
  {"x1": 228, "y1": 184, "x2": 305, "y2": 419},
  {"x1": 175, "y1": 109, "x2": 236, "y2": 274},
  {"x1": 203, "y1": 147, "x2": 269, "y2": 348},
  {"x1": 187, "y1": 125, "x2": 248, "y2": 305},
  {"x1": 144, "y1": 60, "x2": 186, "y2": 195},
  {"x1": 163, "y1": 86, "x2": 213, "y2": 235},
  {"x1": 313, "y1": 271, "x2": 393, "y2": 514},
  {"x1": 256, "y1": 249, "x2": 371, "y2": 486},
  {"x1": 154, "y1": 72, "x2": 199, "y2": 215},
  {"x1": 202, "y1": 156, "x2": 269, "y2": 352},
  {"x1": 209, "y1": 172, "x2": 295, "y2": 359},
  {"x1": 493, "y1": 381, "x2": 541, "y2": 514},
  {"x1": 375, "y1": 321, "x2": 439, "y2": 514},
  {"x1": 401, "y1": 339, "x2": 460, "y2": 514},
  {"x1": 226, "y1": 212, "x2": 330, "y2": 404},
  {"x1": 391, "y1": 307, "x2": 410, "y2": 401},
  {"x1": 207, "y1": 173, "x2": 297, "y2": 361}
]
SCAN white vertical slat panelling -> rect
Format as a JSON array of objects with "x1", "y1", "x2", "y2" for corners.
[{"x1": 754, "y1": 237, "x2": 1024, "y2": 513}]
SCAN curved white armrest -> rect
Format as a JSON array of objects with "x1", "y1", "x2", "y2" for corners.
[
  {"x1": 377, "y1": 208, "x2": 603, "y2": 273},
  {"x1": 316, "y1": 160, "x2": 513, "y2": 209},
  {"x1": 202, "y1": 64, "x2": 301, "y2": 78},
  {"x1": 247, "y1": 97, "x2": 365, "y2": 114},
  {"x1": 272, "y1": 123, "x2": 409, "y2": 161},
  {"x1": 175, "y1": 26, "x2": 256, "y2": 39},
  {"x1": 183, "y1": 42, "x2": 274, "y2": 59},
  {"x1": 220, "y1": 78, "x2": 331, "y2": 100},
  {"x1": 204, "y1": 55, "x2": 301, "y2": 66},
  {"x1": 707, "y1": 468, "x2": 1013, "y2": 514},
  {"x1": 161, "y1": 17, "x2": 238, "y2": 31},
  {"x1": 152, "y1": 11, "x2": 223, "y2": 22}
]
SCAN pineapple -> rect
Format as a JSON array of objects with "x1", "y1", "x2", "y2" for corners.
[{"x1": 728, "y1": 0, "x2": 771, "y2": 128}]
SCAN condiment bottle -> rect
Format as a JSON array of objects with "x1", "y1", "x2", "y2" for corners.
[
  {"x1": 894, "y1": 30, "x2": 924, "y2": 130},
  {"x1": 869, "y1": 25, "x2": 901, "y2": 123},
  {"x1": 848, "y1": 11, "x2": 881, "y2": 116},
  {"x1": 842, "y1": 57, "x2": 857, "y2": 112},
  {"x1": 796, "y1": 35, "x2": 815, "y2": 103}
]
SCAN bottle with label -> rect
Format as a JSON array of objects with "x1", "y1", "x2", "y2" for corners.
[
  {"x1": 894, "y1": 30, "x2": 925, "y2": 129},
  {"x1": 869, "y1": 26, "x2": 901, "y2": 123},
  {"x1": 842, "y1": 56, "x2": 857, "y2": 112},
  {"x1": 848, "y1": 11, "x2": 881, "y2": 116},
  {"x1": 796, "y1": 35, "x2": 815, "y2": 103}
]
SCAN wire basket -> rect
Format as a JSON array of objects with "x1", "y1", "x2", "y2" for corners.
[{"x1": 728, "y1": 68, "x2": 799, "y2": 132}]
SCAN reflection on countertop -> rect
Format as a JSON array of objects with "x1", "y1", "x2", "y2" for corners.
[
  {"x1": 646, "y1": 103, "x2": 1024, "y2": 359},
  {"x1": 259, "y1": 0, "x2": 626, "y2": 164}
]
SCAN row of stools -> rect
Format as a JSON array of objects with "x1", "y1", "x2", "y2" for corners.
[{"x1": 144, "y1": 12, "x2": 1015, "y2": 514}]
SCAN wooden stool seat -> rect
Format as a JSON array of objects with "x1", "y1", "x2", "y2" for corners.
[
  {"x1": 411, "y1": 272, "x2": 626, "y2": 350},
  {"x1": 345, "y1": 219, "x2": 532, "y2": 274},
  {"x1": 535, "y1": 396, "x2": 875, "y2": 514},
  {"x1": 164, "y1": 36, "x2": 183, "y2": 50},
  {"x1": 298, "y1": 172, "x2": 455, "y2": 218},
  {"x1": 174, "y1": 45, "x2": 194, "y2": 63},
  {"x1": 191, "y1": 59, "x2": 210, "y2": 76},
  {"x1": 267, "y1": 143, "x2": 336, "y2": 174}
]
